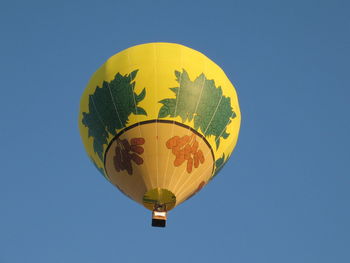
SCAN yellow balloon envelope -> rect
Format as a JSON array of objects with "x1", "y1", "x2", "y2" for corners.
[{"x1": 79, "y1": 43, "x2": 241, "y2": 226}]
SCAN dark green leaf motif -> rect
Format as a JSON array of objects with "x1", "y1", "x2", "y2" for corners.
[
  {"x1": 89, "y1": 155, "x2": 106, "y2": 178},
  {"x1": 158, "y1": 70, "x2": 236, "y2": 149},
  {"x1": 213, "y1": 153, "x2": 225, "y2": 179},
  {"x1": 82, "y1": 70, "x2": 147, "y2": 161},
  {"x1": 212, "y1": 153, "x2": 232, "y2": 180}
]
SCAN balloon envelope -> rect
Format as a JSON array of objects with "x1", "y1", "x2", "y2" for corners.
[{"x1": 79, "y1": 43, "x2": 241, "y2": 211}]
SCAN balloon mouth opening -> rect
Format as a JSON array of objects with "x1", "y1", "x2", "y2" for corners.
[{"x1": 143, "y1": 188, "x2": 176, "y2": 211}]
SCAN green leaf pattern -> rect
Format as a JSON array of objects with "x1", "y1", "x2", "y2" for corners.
[
  {"x1": 82, "y1": 70, "x2": 147, "y2": 161},
  {"x1": 89, "y1": 155, "x2": 107, "y2": 179},
  {"x1": 212, "y1": 152, "x2": 232, "y2": 179},
  {"x1": 158, "y1": 70, "x2": 236, "y2": 149}
]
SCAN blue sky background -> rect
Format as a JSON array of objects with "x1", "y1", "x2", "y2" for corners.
[{"x1": 1, "y1": 0, "x2": 349, "y2": 262}]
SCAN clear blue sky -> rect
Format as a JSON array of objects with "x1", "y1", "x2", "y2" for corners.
[{"x1": 1, "y1": 0, "x2": 349, "y2": 262}]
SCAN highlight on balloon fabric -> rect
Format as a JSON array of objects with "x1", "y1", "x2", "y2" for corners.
[{"x1": 79, "y1": 42, "x2": 241, "y2": 227}]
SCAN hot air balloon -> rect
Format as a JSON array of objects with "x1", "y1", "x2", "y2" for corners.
[{"x1": 79, "y1": 43, "x2": 241, "y2": 227}]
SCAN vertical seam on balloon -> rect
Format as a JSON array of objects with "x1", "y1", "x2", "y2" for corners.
[
  {"x1": 175, "y1": 112, "x2": 235, "y2": 203},
  {"x1": 90, "y1": 96, "x2": 111, "y2": 163},
  {"x1": 173, "y1": 91, "x2": 223, "y2": 196},
  {"x1": 86, "y1": 94, "x2": 110, "y2": 180},
  {"x1": 126, "y1": 52, "x2": 153, "y2": 193},
  {"x1": 170, "y1": 60, "x2": 208, "y2": 193},
  {"x1": 89, "y1": 97, "x2": 109, "y2": 155},
  {"x1": 203, "y1": 95, "x2": 223, "y2": 136},
  {"x1": 166, "y1": 46, "x2": 183, "y2": 191},
  {"x1": 153, "y1": 43, "x2": 159, "y2": 189},
  {"x1": 91, "y1": 96, "x2": 107, "y2": 127},
  {"x1": 107, "y1": 82, "x2": 123, "y2": 128}
]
